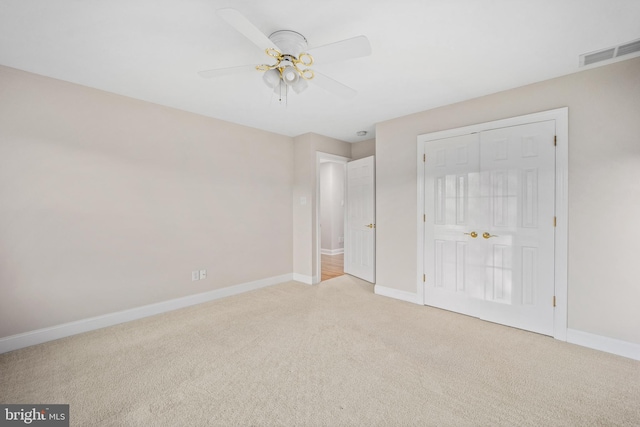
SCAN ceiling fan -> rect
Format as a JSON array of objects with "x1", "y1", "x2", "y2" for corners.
[{"x1": 198, "y1": 8, "x2": 372, "y2": 99}]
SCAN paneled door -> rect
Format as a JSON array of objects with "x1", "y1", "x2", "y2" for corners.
[
  {"x1": 345, "y1": 156, "x2": 375, "y2": 283},
  {"x1": 423, "y1": 121, "x2": 556, "y2": 335}
]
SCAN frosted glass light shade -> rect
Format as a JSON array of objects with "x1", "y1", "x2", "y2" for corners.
[
  {"x1": 281, "y1": 66, "x2": 299, "y2": 86},
  {"x1": 263, "y1": 68, "x2": 281, "y2": 88},
  {"x1": 291, "y1": 77, "x2": 308, "y2": 94}
]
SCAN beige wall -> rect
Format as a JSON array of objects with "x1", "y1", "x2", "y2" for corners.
[
  {"x1": 376, "y1": 57, "x2": 640, "y2": 344},
  {"x1": 0, "y1": 66, "x2": 294, "y2": 338},
  {"x1": 351, "y1": 138, "x2": 375, "y2": 160}
]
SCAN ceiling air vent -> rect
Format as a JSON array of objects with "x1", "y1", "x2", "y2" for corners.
[
  {"x1": 579, "y1": 38, "x2": 640, "y2": 67},
  {"x1": 617, "y1": 39, "x2": 640, "y2": 57}
]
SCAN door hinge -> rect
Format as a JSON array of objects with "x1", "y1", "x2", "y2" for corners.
[
  {"x1": 423, "y1": 214, "x2": 426, "y2": 222},
  {"x1": 553, "y1": 296, "x2": 556, "y2": 307},
  {"x1": 553, "y1": 216, "x2": 557, "y2": 227},
  {"x1": 423, "y1": 153, "x2": 426, "y2": 162},
  {"x1": 554, "y1": 135, "x2": 557, "y2": 146},
  {"x1": 423, "y1": 274, "x2": 426, "y2": 282}
]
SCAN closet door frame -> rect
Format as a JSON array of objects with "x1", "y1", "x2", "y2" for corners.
[{"x1": 416, "y1": 107, "x2": 568, "y2": 341}]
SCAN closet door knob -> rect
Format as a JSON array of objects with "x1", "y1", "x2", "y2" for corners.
[
  {"x1": 482, "y1": 232, "x2": 499, "y2": 239},
  {"x1": 464, "y1": 231, "x2": 478, "y2": 238}
]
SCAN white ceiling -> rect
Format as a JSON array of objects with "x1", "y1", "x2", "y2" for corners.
[{"x1": 1, "y1": 0, "x2": 639, "y2": 142}]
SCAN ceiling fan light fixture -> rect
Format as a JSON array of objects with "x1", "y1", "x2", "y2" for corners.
[
  {"x1": 281, "y1": 66, "x2": 299, "y2": 85},
  {"x1": 262, "y1": 68, "x2": 281, "y2": 88},
  {"x1": 257, "y1": 32, "x2": 315, "y2": 94},
  {"x1": 291, "y1": 77, "x2": 308, "y2": 94}
]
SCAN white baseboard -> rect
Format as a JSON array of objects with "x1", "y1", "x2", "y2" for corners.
[
  {"x1": 566, "y1": 328, "x2": 640, "y2": 361},
  {"x1": 368, "y1": 289, "x2": 639, "y2": 360},
  {"x1": 5, "y1": 276, "x2": 637, "y2": 362},
  {"x1": 374, "y1": 285, "x2": 421, "y2": 305},
  {"x1": 321, "y1": 248, "x2": 344, "y2": 256},
  {"x1": 0, "y1": 273, "x2": 294, "y2": 354},
  {"x1": 292, "y1": 273, "x2": 314, "y2": 285}
]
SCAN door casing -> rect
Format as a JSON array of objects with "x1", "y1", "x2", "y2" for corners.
[{"x1": 417, "y1": 108, "x2": 568, "y2": 340}]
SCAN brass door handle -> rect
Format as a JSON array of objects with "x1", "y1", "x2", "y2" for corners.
[
  {"x1": 365, "y1": 224, "x2": 375, "y2": 228},
  {"x1": 482, "y1": 232, "x2": 499, "y2": 239},
  {"x1": 464, "y1": 231, "x2": 478, "y2": 238}
]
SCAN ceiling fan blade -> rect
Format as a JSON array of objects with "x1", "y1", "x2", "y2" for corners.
[
  {"x1": 306, "y1": 36, "x2": 372, "y2": 64},
  {"x1": 311, "y1": 72, "x2": 357, "y2": 99},
  {"x1": 198, "y1": 64, "x2": 256, "y2": 79},
  {"x1": 216, "y1": 8, "x2": 279, "y2": 52}
]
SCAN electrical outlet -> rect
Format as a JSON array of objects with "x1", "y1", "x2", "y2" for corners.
[
  {"x1": 199, "y1": 269, "x2": 207, "y2": 280},
  {"x1": 191, "y1": 270, "x2": 200, "y2": 281}
]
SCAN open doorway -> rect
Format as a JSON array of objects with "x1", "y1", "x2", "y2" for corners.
[{"x1": 317, "y1": 153, "x2": 348, "y2": 282}]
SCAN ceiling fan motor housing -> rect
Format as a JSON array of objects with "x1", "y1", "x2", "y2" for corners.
[{"x1": 269, "y1": 30, "x2": 308, "y2": 58}]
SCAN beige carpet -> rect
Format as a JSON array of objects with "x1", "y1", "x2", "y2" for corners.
[{"x1": 1, "y1": 275, "x2": 639, "y2": 426}]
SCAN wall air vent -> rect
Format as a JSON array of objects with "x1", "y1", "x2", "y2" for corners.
[{"x1": 579, "y1": 38, "x2": 640, "y2": 67}]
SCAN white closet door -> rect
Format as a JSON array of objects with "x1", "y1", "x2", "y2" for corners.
[{"x1": 424, "y1": 120, "x2": 556, "y2": 335}]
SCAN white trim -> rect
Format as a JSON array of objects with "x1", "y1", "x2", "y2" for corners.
[
  {"x1": 321, "y1": 248, "x2": 344, "y2": 256},
  {"x1": 553, "y1": 109, "x2": 569, "y2": 341},
  {"x1": 417, "y1": 141, "x2": 426, "y2": 305},
  {"x1": 374, "y1": 285, "x2": 421, "y2": 305},
  {"x1": 567, "y1": 329, "x2": 640, "y2": 361},
  {"x1": 416, "y1": 107, "x2": 569, "y2": 340},
  {"x1": 293, "y1": 273, "x2": 314, "y2": 285},
  {"x1": 315, "y1": 152, "x2": 350, "y2": 285},
  {"x1": 0, "y1": 273, "x2": 293, "y2": 354}
]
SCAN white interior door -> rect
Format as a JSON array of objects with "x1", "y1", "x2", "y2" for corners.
[
  {"x1": 424, "y1": 121, "x2": 556, "y2": 335},
  {"x1": 345, "y1": 156, "x2": 375, "y2": 282}
]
